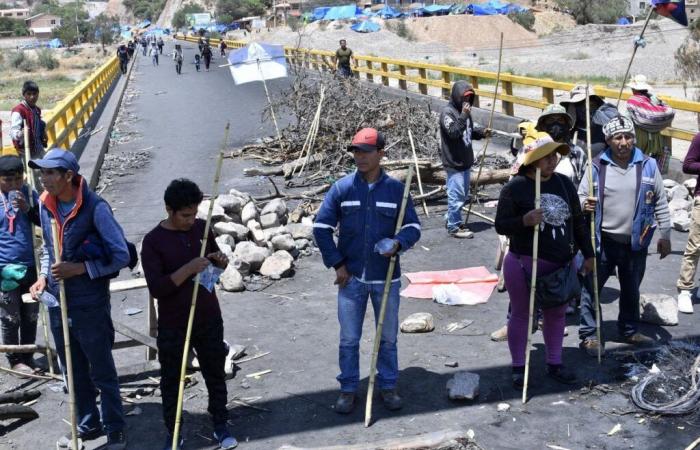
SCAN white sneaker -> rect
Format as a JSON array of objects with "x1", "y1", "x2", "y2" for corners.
[{"x1": 678, "y1": 290, "x2": 694, "y2": 314}]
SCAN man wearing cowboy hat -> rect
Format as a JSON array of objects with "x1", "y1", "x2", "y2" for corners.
[
  {"x1": 536, "y1": 104, "x2": 587, "y2": 187},
  {"x1": 578, "y1": 115, "x2": 672, "y2": 357},
  {"x1": 560, "y1": 85, "x2": 609, "y2": 158},
  {"x1": 313, "y1": 128, "x2": 421, "y2": 414}
]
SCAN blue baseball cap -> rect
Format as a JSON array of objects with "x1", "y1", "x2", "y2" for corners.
[{"x1": 29, "y1": 148, "x2": 80, "y2": 173}]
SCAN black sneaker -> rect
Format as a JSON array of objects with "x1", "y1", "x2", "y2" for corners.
[
  {"x1": 334, "y1": 392, "x2": 355, "y2": 414},
  {"x1": 107, "y1": 430, "x2": 127, "y2": 450},
  {"x1": 546, "y1": 364, "x2": 578, "y2": 385},
  {"x1": 380, "y1": 388, "x2": 403, "y2": 411}
]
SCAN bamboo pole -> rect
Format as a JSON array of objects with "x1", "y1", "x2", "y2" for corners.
[
  {"x1": 172, "y1": 124, "x2": 229, "y2": 450},
  {"x1": 408, "y1": 130, "x2": 429, "y2": 217},
  {"x1": 23, "y1": 120, "x2": 55, "y2": 376},
  {"x1": 585, "y1": 85, "x2": 603, "y2": 364},
  {"x1": 522, "y1": 167, "x2": 540, "y2": 404},
  {"x1": 616, "y1": 8, "x2": 654, "y2": 107},
  {"x1": 258, "y1": 61, "x2": 283, "y2": 146},
  {"x1": 464, "y1": 32, "x2": 504, "y2": 227},
  {"x1": 296, "y1": 87, "x2": 325, "y2": 176},
  {"x1": 51, "y1": 219, "x2": 79, "y2": 450},
  {"x1": 365, "y1": 165, "x2": 414, "y2": 428}
]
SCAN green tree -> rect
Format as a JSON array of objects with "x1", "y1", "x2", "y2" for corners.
[
  {"x1": 93, "y1": 13, "x2": 120, "y2": 50},
  {"x1": 555, "y1": 0, "x2": 628, "y2": 24},
  {"x1": 0, "y1": 17, "x2": 29, "y2": 36},
  {"x1": 172, "y1": 2, "x2": 205, "y2": 29},
  {"x1": 217, "y1": 0, "x2": 267, "y2": 21}
]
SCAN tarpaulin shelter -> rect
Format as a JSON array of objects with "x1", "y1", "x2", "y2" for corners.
[
  {"x1": 47, "y1": 38, "x2": 62, "y2": 48},
  {"x1": 421, "y1": 4, "x2": 453, "y2": 15},
  {"x1": 227, "y1": 43, "x2": 287, "y2": 85},
  {"x1": 351, "y1": 20, "x2": 381, "y2": 32},
  {"x1": 376, "y1": 5, "x2": 401, "y2": 18},
  {"x1": 469, "y1": 4, "x2": 498, "y2": 15},
  {"x1": 322, "y1": 4, "x2": 362, "y2": 20},
  {"x1": 313, "y1": 7, "x2": 331, "y2": 20},
  {"x1": 617, "y1": 17, "x2": 631, "y2": 25}
]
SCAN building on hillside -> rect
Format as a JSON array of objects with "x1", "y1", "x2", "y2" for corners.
[
  {"x1": 0, "y1": 8, "x2": 30, "y2": 19},
  {"x1": 25, "y1": 13, "x2": 62, "y2": 39}
]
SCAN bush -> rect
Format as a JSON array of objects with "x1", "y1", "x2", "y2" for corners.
[
  {"x1": 507, "y1": 10, "x2": 535, "y2": 31},
  {"x1": 287, "y1": 16, "x2": 302, "y2": 32},
  {"x1": 37, "y1": 49, "x2": 60, "y2": 70},
  {"x1": 8, "y1": 50, "x2": 25, "y2": 68},
  {"x1": 386, "y1": 19, "x2": 415, "y2": 41},
  {"x1": 18, "y1": 57, "x2": 37, "y2": 72},
  {"x1": 555, "y1": 0, "x2": 627, "y2": 25}
]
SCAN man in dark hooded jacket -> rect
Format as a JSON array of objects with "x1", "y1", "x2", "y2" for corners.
[{"x1": 439, "y1": 80, "x2": 489, "y2": 238}]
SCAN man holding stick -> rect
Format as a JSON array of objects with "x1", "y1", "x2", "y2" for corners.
[
  {"x1": 0, "y1": 156, "x2": 41, "y2": 376},
  {"x1": 141, "y1": 178, "x2": 238, "y2": 450},
  {"x1": 578, "y1": 116, "x2": 672, "y2": 356},
  {"x1": 28, "y1": 149, "x2": 129, "y2": 449},
  {"x1": 10, "y1": 81, "x2": 48, "y2": 160},
  {"x1": 313, "y1": 128, "x2": 421, "y2": 414}
]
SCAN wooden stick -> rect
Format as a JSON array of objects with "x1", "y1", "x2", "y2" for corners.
[
  {"x1": 522, "y1": 167, "x2": 540, "y2": 404},
  {"x1": 23, "y1": 120, "x2": 55, "y2": 376},
  {"x1": 258, "y1": 61, "x2": 283, "y2": 146},
  {"x1": 365, "y1": 165, "x2": 415, "y2": 428},
  {"x1": 464, "y1": 32, "x2": 504, "y2": 227},
  {"x1": 51, "y1": 219, "x2": 79, "y2": 450},
  {"x1": 0, "y1": 365, "x2": 61, "y2": 381},
  {"x1": 616, "y1": 8, "x2": 654, "y2": 107},
  {"x1": 297, "y1": 87, "x2": 325, "y2": 176},
  {"x1": 585, "y1": 84, "x2": 603, "y2": 364},
  {"x1": 172, "y1": 124, "x2": 229, "y2": 450},
  {"x1": 408, "y1": 130, "x2": 429, "y2": 217}
]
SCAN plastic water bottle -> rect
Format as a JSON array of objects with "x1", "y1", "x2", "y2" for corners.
[
  {"x1": 7, "y1": 190, "x2": 19, "y2": 213},
  {"x1": 39, "y1": 291, "x2": 59, "y2": 308}
]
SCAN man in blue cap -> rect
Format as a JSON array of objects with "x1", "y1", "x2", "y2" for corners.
[{"x1": 28, "y1": 148, "x2": 130, "y2": 450}]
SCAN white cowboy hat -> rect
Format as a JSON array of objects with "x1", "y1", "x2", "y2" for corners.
[{"x1": 627, "y1": 74, "x2": 652, "y2": 91}]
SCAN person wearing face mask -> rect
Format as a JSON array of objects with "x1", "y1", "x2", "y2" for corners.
[
  {"x1": 535, "y1": 105, "x2": 587, "y2": 187},
  {"x1": 578, "y1": 115, "x2": 671, "y2": 357}
]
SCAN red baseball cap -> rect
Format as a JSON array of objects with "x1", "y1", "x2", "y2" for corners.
[{"x1": 347, "y1": 128, "x2": 386, "y2": 152}]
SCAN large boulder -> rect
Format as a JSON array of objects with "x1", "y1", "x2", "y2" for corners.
[
  {"x1": 271, "y1": 234, "x2": 296, "y2": 252},
  {"x1": 197, "y1": 200, "x2": 225, "y2": 221},
  {"x1": 216, "y1": 195, "x2": 244, "y2": 214},
  {"x1": 216, "y1": 234, "x2": 235, "y2": 248},
  {"x1": 218, "y1": 243, "x2": 234, "y2": 258},
  {"x1": 669, "y1": 198, "x2": 692, "y2": 213},
  {"x1": 246, "y1": 220, "x2": 267, "y2": 246},
  {"x1": 285, "y1": 223, "x2": 314, "y2": 240},
  {"x1": 259, "y1": 250, "x2": 294, "y2": 279},
  {"x1": 640, "y1": 294, "x2": 678, "y2": 326},
  {"x1": 219, "y1": 265, "x2": 245, "y2": 292},
  {"x1": 684, "y1": 178, "x2": 697, "y2": 195},
  {"x1": 400, "y1": 312, "x2": 435, "y2": 333},
  {"x1": 262, "y1": 226, "x2": 288, "y2": 241},
  {"x1": 672, "y1": 211, "x2": 692, "y2": 232},
  {"x1": 260, "y1": 213, "x2": 281, "y2": 230},
  {"x1": 228, "y1": 188, "x2": 252, "y2": 204},
  {"x1": 232, "y1": 242, "x2": 269, "y2": 273},
  {"x1": 667, "y1": 184, "x2": 689, "y2": 202},
  {"x1": 213, "y1": 222, "x2": 249, "y2": 241},
  {"x1": 261, "y1": 198, "x2": 287, "y2": 218},
  {"x1": 241, "y1": 201, "x2": 258, "y2": 224},
  {"x1": 295, "y1": 238, "x2": 310, "y2": 250}
]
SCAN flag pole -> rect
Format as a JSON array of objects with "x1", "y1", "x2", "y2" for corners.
[{"x1": 616, "y1": 7, "x2": 654, "y2": 107}]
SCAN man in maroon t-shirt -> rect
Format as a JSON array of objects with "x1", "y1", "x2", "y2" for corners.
[{"x1": 141, "y1": 178, "x2": 238, "y2": 450}]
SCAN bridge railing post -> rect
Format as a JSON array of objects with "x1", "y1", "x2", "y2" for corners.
[
  {"x1": 441, "y1": 70, "x2": 451, "y2": 99},
  {"x1": 502, "y1": 79, "x2": 514, "y2": 116},
  {"x1": 399, "y1": 65, "x2": 407, "y2": 91},
  {"x1": 381, "y1": 62, "x2": 389, "y2": 86},
  {"x1": 418, "y1": 67, "x2": 428, "y2": 95},
  {"x1": 366, "y1": 60, "x2": 373, "y2": 83},
  {"x1": 470, "y1": 76, "x2": 480, "y2": 108}
]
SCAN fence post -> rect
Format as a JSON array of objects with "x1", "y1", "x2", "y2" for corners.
[
  {"x1": 418, "y1": 67, "x2": 428, "y2": 95},
  {"x1": 442, "y1": 70, "x2": 451, "y2": 100},
  {"x1": 543, "y1": 87, "x2": 554, "y2": 105},
  {"x1": 470, "y1": 76, "x2": 480, "y2": 108},
  {"x1": 502, "y1": 80, "x2": 514, "y2": 116},
  {"x1": 381, "y1": 62, "x2": 389, "y2": 86},
  {"x1": 366, "y1": 60, "x2": 374, "y2": 83},
  {"x1": 399, "y1": 65, "x2": 407, "y2": 91},
  {"x1": 312, "y1": 53, "x2": 319, "y2": 71}
]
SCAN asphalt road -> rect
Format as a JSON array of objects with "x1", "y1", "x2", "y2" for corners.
[{"x1": 1, "y1": 39, "x2": 700, "y2": 450}]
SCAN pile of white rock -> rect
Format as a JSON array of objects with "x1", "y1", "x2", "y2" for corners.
[
  {"x1": 198, "y1": 189, "x2": 316, "y2": 292},
  {"x1": 664, "y1": 178, "x2": 697, "y2": 232}
]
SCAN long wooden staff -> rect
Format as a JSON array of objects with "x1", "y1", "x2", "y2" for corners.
[
  {"x1": 522, "y1": 167, "x2": 541, "y2": 404},
  {"x1": 463, "y1": 32, "x2": 504, "y2": 226},
  {"x1": 50, "y1": 219, "x2": 79, "y2": 450},
  {"x1": 172, "y1": 123, "x2": 229, "y2": 450},
  {"x1": 23, "y1": 120, "x2": 54, "y2": 376},
  {"x1": 585, "y1": 85, "x2": 603, "y2": 364},
  {"x1": 365, "y1": 165, "x2": 414, "y2": 427},
  {"x1": 257, "y1": 60, "x2": 282, "y2": 146},
  {"x1": 616, "y1": 8, "x2": 654, "y2": 107},
  {"x1": 408, "y1": 130, "x2": 429, "y2": 216}
]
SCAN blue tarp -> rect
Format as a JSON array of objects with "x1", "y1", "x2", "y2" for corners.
[
  {"x1": 323, "y1": 4, "x2": 362, "y2": 20},
  {"x1": 351, "y1": 20, "x2": 381, "y2": 32},
  {"x1": 47, "y1": 38, "x2": 62, "y2": 48},
  {"x1": 313, "y1": 6, "x2": 331, "y2": 20},
  {"x1": 375, "y1": 6, "x2": 401, "y2": 18},
  {"x1": 469, "y1": 1, "x2": 528, "y2": 15},
  {"x1": 421, "y1": 4, "x2": 453, "y2": 15},
  {"x1": 137, "y1": 19, "x2": 151, "y2": 29},
  {"x1": 469, "y1": 4, "x2": 498, "y2": 15},
  {"x1": 617, "y1": 17, "x2": 631, "y2": 25},
  {"x1": 228, "y1": 42, "x2": 285, "y2": 65}
]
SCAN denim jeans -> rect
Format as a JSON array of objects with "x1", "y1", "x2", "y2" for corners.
[
  {"x1": 157, "y1": 318, "x2": 228, "y2": 433},
  {"x1": 49, "y1": 305, "x2": 125, "y2": 435},
  {"x1": 337, "y1": 277, "x2": 400, "y2": 393},
  {"x1": 0, "y1": 267, "x2": 38, "y2": 366},
  {"x1": 445, "y1": 168, "x2": 471, "y2": 232},
  {"x1": 579, "y1": 234, "x2": 647, "y2": 340}
]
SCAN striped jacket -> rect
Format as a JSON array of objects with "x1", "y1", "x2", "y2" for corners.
[{"x1": 313, "y1": 170, "x2": 421, "y2": 283}]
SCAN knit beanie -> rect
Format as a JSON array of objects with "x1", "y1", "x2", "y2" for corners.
[{"x1": 603, "y1": 115, "x2": 635, "y2": 140}]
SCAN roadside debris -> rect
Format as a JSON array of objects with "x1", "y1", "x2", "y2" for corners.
[
  {"x1": 447, "y1": 371, "x2": 480, "y2": 401},
  {"x1": 607, "y1": 423, "x2": 622, "y2": 436},
  {"x1": 400, "y1": 312, "x2": 435, "y2": 333},
  {"x1": 639, "y1": 293, "x2": 678, "y2": 326},
  {"x1": 664, "y1": 178, "x2": 696, "y2": 232}
]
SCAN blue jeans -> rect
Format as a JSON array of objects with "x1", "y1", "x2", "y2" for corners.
[
  {"x1": 445, "y1": 168, "x2": 471, "y2": 232},
  {"x1": 337, "y1": 277, "x2": 400, "y2": 393},
  {"x1": 49, "y1": 305, "x2": 125, "y2": 434},
  {"x1": 579, "y1": 234, "x2": 647, "y2": 340}
]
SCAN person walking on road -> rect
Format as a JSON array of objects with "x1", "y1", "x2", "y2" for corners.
[
  {"x1": 194, "y1": 53, "x2": 201, "y2": 72},
  {"x1": 578, "y1": 115, "x2": 672, "y2": 357},
  {"x1": 173, "y1": 44, "x2": 183, "y2": 75},
  {"x1": 127, "y1": 40, "x2": 135, "y2": 59},
  {"x1": 201, "y1": 44, "x2": 213, "y2": 71},
  {"x1": 0, "y1": 156, "x2": 41, "y2": 377},
  {"x1": 495, "y1": 135, "x2": 594, "y2": 390},
  {"x1": 157, "y1": 37, "x2": 164, "y2": 55},
  {"x1": 219, "y1": 40, "x2": 227, "y2": 57},
  {"x1": 313, "y1": 128, "x2": 421, "y2": 414},
  {"x1": 141, "y1": 179, "x2": 239, "y2": 450},
  {"x1": 439, "y1": 80, "x2": 491, "y2": 239},
  {"x1": 141, "y1": 37, "x2": 148, "y2": 56},
  {"x1": 117, "y1": 43, "x2": 129, "y2": 75},
  {"x1": 676, "y1": 132, "x2": 700, "y2": 314},
  {"x1": 335, "y1": 39, "x2": 353, "y2": 78},
  {"x1": 28, "y1": 149, "x2": 130, "y2": 450},
  {"x1": 150, "y1": 40, "x2": 159, "y2": 66}
]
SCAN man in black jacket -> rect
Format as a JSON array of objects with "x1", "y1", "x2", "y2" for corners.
[{"x1": 439, "y1": 80, "x2": 489, "y2": 238}]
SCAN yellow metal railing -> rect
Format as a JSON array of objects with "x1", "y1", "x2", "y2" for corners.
[
  {"x1": 2, "y1": 56, "x2": 121, "y2": 155},
  {"x1": 177, "y1": 33, "x2": 699, "y2": 143}
]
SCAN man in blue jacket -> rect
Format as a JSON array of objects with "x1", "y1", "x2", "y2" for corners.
[
  {"x1": 578, "y1": 116, "x2": 671, "y2": 357},
  {"x1": 314, "y1": 128, "x2": 421, "y2": 414},
  {"x1": 28, "y1": 149, "x2": 129, "y2": 450}
]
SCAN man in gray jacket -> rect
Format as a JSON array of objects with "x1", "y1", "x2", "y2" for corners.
[{"x1": 439, "y1": 80, "x2": 490, "y2": 239}]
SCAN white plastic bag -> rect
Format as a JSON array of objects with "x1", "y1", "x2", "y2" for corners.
[{"x1": 432, "y1": 284, "x2": 486, "y2": 306}]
